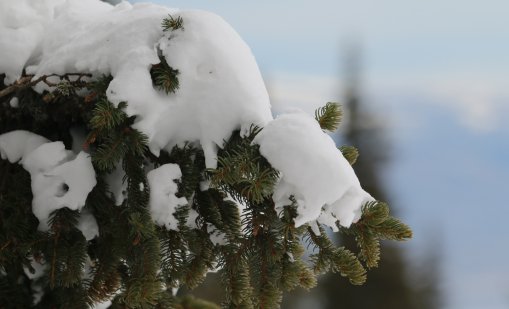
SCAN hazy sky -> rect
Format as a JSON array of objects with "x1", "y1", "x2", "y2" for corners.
[
  {"x1": 132, "y1": 1, "x2": 509, "y2": 308},
  {"x1": 137, "y1": 0, "x2": 509, "y2": 133}
]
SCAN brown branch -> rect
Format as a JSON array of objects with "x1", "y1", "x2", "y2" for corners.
[
  {"x1": 0, "y1": 73, "x2": 92, "y2": 98},
  {"x1": 50, "y1": 229, "x2": 60, "y2": 289},
  {"x1": 0, "y1": 239, "x2": 12, "y2": 252}
]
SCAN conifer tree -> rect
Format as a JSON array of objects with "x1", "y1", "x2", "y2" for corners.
[
  {"x1": 0, "y1": 8, "x2": 412, "y2": 309},
  {"x1": 302, "y1": 46, "x2": 440, "y2": 309}
]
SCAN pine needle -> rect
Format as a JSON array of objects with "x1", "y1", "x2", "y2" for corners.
[{"x1": 315, "y1": 102, "x2": 343, "y2": 131}]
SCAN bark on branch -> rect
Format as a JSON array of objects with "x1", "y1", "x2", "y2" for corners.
[{"x1": 0, "y1": 73, "x2": 92, "y2": 98}]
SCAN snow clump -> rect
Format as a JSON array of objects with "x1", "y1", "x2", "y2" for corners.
[
  {"x1": 0, "y1": 0, "x2": 373, "y2": 232},
  {"x1": 253, "y1": 111, "x2": 374, "y2": 229},
  {"x1": 0, "y1": 0, "x2": 272, "y2": 169},
  {"x1": 147, "y1": 164, "x2": 188, "y2": 230},
  {"x1": 0, "y1": 130, "x2": 97, "y2": 233}
]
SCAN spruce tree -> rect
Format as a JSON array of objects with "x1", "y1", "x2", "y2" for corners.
[
  {"x1": 0, "y1": 6, "x2": 412, "y2": 309},
  {"x1": 316, "y1": 47, "x2": 440, "y2": 309}
]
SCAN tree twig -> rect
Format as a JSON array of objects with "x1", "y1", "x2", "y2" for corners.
[{"x1": 0, "y1": 73, "x2": 92, "y2": 98}]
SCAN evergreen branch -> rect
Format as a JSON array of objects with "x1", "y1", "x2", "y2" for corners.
[
  {"x1": 210, "y1": 129, "x2": 278, "y2": 204},
  {"x1": 358, "y1": 202, "x2": 412, "y2": 241},
  {"x1": 183, "y1": 230, "x2": 215, "y2": 289},
  {"x1": 376, "y1": 217, "x2": 413, "y2": 240},
  {"x1": 92, "y1": 131, "x2": 129, "y2": 172},
  {"x1": 220, "y1": 248, "x2": 253, "y2": 308},
  {"x1": 160, "y1": 143, "x2": 205, "y2": 199},
  {"x1": 314, "y1": 102, "x2": 342, "y2": 131},
  {"x1": 56, "y1": 80, "x2": 74, "y2": 96},
  {"x1": 339, "y1": 145, "x2": 359, "y2": 165},
  {"x1": 0, "y1": 73, "x2": 92, "y2": 98},
  {"x1": 160, "y1": 229, "x2": 188, "y2": 288},
  {"x1": 89, "y1": 98, "x2": 127, "y2": 132},
  {"x1": 151, "y1": 56, "x2": 180, "y2": 94},
  {"x1": 345, "y1": 201, "x2": 413, "y2": 268},
  {"x1": 177, "y1": 295, "x2": 221, "y2": 309},
  {"x1": 356, "y1": 230, "x2": 381, "y2": 269},
  {"x1": 162, "y1": 15, "x2": 184, "y2": 31},
  {"x1": 50, "y1": 229, "x2": 60, "y2": 289},
  {"x1": 307, "y1": 226, "x2": 366, "y2": 285}
]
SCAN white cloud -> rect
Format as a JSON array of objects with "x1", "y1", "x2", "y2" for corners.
[
  {"x1": 367, "y1": 72, "x2": 509, "y2": 133},
  {"x1": 266, "y1": 71, "x2": 509, "y2": 133},
  {"x1": 265, "y1": 72, "x2": 343, "y2": 116}
]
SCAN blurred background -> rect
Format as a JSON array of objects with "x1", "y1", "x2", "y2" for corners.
[{"x1": 131, "y1": 1, "x2": 509, "y2": 308}]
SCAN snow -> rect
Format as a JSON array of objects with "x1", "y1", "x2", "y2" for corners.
[
  {"x1": 24, "y1": 257, "x2": 47, "y2": 304},
  {"x1": 253, "y1": 111, "x2": 374, "y2": 228},
  {"x1": 0, "y1": 131, "x2": 97, "y2": 231},
  {"x1": 91, "y1": 301, "x2": 112, "y2": 309},
  {"x1": 186, "y1": 207, "x2": 200, "y2": 229},
  {"x1": 1, "y1": 0, "x2": 272, "y2": 169},
  {"x1": 147, "y1": 164, "x2": 188, "y2": 230},
  {"x1": 0, "y1": 0, "x2": 374, "y2": 233},
  {"x1": 77, "y1": 209, "x2": 99, "y2": 240},
  {"x1": 207, "y1": 224, "x2": 227, "y2": 246},
  {"x1": 0, "y1": 130, "x2": 49, "y2": 163},
  {"x1": 153, "y1": 10, "x2": 272, "y2": 168},
  {"x1": 9, "y1": 97, "x2": 19, "y2": 108},
  {"x1": 23, "y1": 257, "x2": 46, "y2": 280}
]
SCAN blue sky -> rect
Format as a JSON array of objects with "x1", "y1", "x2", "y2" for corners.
[{"x1": 133, "y1": 1, "x2": 509, "y2": 307}]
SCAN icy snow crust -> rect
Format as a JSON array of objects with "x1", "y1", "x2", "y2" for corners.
[
  {"x1": 253, "y1": 112, "x2": 374, "y2": 228},
  {"x1": 0, "y1": 0, "x2": 373, "y2": 233}
]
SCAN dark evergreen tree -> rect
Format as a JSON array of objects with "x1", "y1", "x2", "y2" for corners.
[
  {"x1": 317, "y1": 46, "x2": 440, "y2": 309},
  {"x1": 0, "y1": 15, "x2": 412, "y2": 309}
]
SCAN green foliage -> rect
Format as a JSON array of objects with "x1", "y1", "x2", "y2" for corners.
[
  {"x1": 307, "y1": 226, "x2": 366, "y2": 285},
  {"x1": 56, "y1": 80, "x2": 74, "y2": 97},
  {"x1": 89, "y1": 98, "x2": 127, "y2": 132},
  {"x1": 315, "y1": 102, "x2": 342, "y2": 131},
  {"x1": 210, "y1": 126, "x2": 279, "y2": 204},
  {"x1": 151, "y1": 56, "x2": 180, "y2": 94},
  {"x1": 0, "y1": 16, "x2": 412, "y2": 309},
  {"x1": 342, "y1": 202, "x2": 412, "y2": 269},
  {"x1": 176, "y1": 295, "x2": 220, "y2": 309},
  {"x1": 162, "y1": 15, "x2": 184, "y2": 31},
  {"x1": 340, "y1": 145, "x2": 359, "y2": 165}
]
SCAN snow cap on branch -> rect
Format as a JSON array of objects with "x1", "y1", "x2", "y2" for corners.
[
  {"x1": 147, "y1": 163, "x2": 188, "y2": 230},
  {"x1": 253, "y1": 111, "x2": 374, "y2": 228},
  {"x1": 0, "y1": 0, "x2": 272, "y2": 168}
]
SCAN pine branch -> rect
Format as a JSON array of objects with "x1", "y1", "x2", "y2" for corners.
[
  {"x1": 210, "y1": 128, "x2": 278, "y2": 204},
  {"x1": 345, "y1": 201, "x2": 413, "y2": 268},
  {"x1": 92, "y1": 131, "x2": 130, "y2": 172},
  {"x1": 0, "y1": 73, "x2": 91, "y2": 98},
  {"x1": 339, "y1": 145, "x2": 359, "y2": 165},
  {"x1": 151, "y1": 56, "x2": 180, "y2": 94},
  {"x1": 89, "y1": 98, "x2": 127, "y2": 132},
  {"x1": 314, "y1": 102, "x2": 342, "y2": 131},
  {"x1": 162, "y1": 15, "x2": 184, "y2": 31},
  {"x1": 307, "y1": 226, "x2": 366, "y2": 285}
]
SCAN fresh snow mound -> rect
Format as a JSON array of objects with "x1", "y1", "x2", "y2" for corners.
[
  {"x1": 0, "y1": 130, "x2": 49, "y2": 163},
  {"x1": 1, "y1": 0, "x2": 272, "y2": 168},
  {"x1": 253, "y1": 111, "x2": 374, "y2": 228},
  {"x1": 147, "y1": 164, "x2": 188, "y2": 230},
  {"x1": 0, "y1": 130, "x2": 97, "y2": 231},
  {"x1": 154, "y1": 10, "x2": 272, "y2": 167}
]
